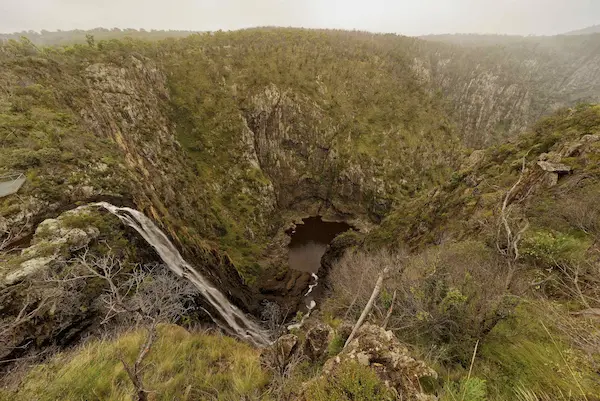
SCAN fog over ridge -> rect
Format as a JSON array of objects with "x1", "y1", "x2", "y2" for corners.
[{"x1": 1, "y1": 0, "x2": 599, "y2": 36}]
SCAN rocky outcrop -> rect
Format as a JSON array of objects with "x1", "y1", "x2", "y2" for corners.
[
  {"x1": 268, "y1": 334, "x2": 300, "y2": 369},
  {"x1": 322, "y1": 324, "x2": 437, "y2": 400},
  {"x1": 303, "y1": 323, "x2": 332, "y2": 361},
  {"x1": 262, "y1": 322, "x2": 333, "y2": 370},
  {"x1": 0, "y1": 207, "x2": 118, "y2": 366},
  {"x1": 414, "y1": 35, "x2": 600, "y2": 147},
  {"x1": 537, "y1": 161, "x2": 571, "y2": 173},
  {"x1": 1, "y1": 206, "x2": 100, "y2": 286},
  {"x1": 266, "y1": 322, "x2": 436, "y2": 400}
]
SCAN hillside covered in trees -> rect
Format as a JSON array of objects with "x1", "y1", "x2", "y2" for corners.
[{"x1": 0, "y1": 28, "x2": 599, "y2": 400}]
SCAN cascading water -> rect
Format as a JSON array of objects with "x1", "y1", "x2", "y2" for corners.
[
  {"x1": 286, "y1": 217, "x2": 353, "y2": 330},
  {"x1": 95, "y1": 202, "x2": 271, "y2": 347}
]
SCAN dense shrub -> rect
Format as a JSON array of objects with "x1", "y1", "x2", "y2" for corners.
[
  {"x1": 326, "y1": 241, "x2": 513, "y2": 364},
  {"x1": 303, "y1": 361, "x2": 395, "y2": 401},
  {"x1": 521, "y1": 229, "x2": 590, "y2": 267}
]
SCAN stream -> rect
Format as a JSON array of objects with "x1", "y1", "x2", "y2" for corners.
[{"x1": 287, "y1": 217, "x2": 352, "y2": 328}]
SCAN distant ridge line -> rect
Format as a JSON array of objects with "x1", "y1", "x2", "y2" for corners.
[{"x1": 563, "y1": 24, "x2": 600, "y2": 36}]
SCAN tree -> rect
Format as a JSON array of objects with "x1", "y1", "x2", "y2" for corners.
[
  {"x1": 85, "y1": 34, "x2": 95, "y2": 48},
  {"x1": 1, "y1": 248, "x2": 197, "y2": 400},
  {"x1": 496, "y1": 156, "x2": 530, "y2": 288},
  {"x1": 67, "y1": 250, "x2": 197, "y2": 401}
]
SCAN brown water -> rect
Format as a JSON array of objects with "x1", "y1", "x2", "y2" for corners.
[
  {"x1": 286, "y1": 216, "x2": 352, "y2": 326},
  {"x1": 287, "y1": 217, "x2": 352, "y2": 274}
]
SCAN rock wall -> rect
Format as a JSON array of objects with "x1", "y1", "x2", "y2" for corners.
[{"x1": 413, "y1": 35, "x2": 600, "y2": 147}]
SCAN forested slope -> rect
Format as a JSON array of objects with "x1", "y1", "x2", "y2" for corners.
[{"x1": 0, "y1": 28, "x2": 599, "y2": 401}]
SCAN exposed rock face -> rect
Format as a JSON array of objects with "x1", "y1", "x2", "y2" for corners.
[
  {"x1": 262, "y1": 323, "x2": 332, "y2": 369},
  {"x1": 80, "y1": 56, "x2": 266, "y2": 311},
  {"x1": 537, "y1": 160, "x2": 572, "y2": 187},
  {"x1": 322, "y1": 324, "x2": 437, "y2": 400},
  {"x1": 82, "y1": 57, "x2": 196, "y2": 230},
  {"x1": 260, "y1": 333, "x2": 300, "y2": 373},
  {"x1": 0, "y1": 207, "x2": 112, "y2": 365},
  {"x1": 2, "y1": 207, "x2": 100, "y2": 286},
  {"x1": 462, "y1": 149, "x2": 486, "y2": 171},
  {"x1": 244, "y1": 84, "x2": 393, "y2": 222},
  {"x1": 414, "y1": 36, "x2": 600, "y2": 147},
  {"x1": 303, "y1": 323, "x2": 332, "y2": 361},
  {"x1": 3, "y1": 30, "x2": 599, "y2": 322},
  {"x1": 537, "y1": 160, "x2": 572, "y2": 173},
  {"x1": 274, "y1": 334, "x2": 300, "y2": 367}
]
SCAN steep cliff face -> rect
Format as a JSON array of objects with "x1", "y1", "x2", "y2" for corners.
[
  {"x1": 414, "y1": 34, "x2": 600, "y2": 147},
  {"x1": 369, "y1": 104, "x2": 600, "y2": 252},
  {"x1": 245, "y1": 84, "x2": 396, "y2": 222},
  {"x1": 3, "y1": 31, "x2": 600, "y2": 400},
  {"x1": 2, "y1": 29, "x2": 600, "y2": 308},
  {"x1": 0, "y1": 35, "x2": 460, "y2": 306}
]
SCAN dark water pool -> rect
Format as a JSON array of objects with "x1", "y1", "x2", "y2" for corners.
[
  {"x1": 287, "y1": 216, "x2": 352, "y2": 274},
  {"x1": 286, "y1": 216, "x2": 352, "y2": 321}
]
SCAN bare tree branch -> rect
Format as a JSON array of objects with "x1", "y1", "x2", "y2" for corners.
[
  {"x1": 344, "y1": 265, "x2": 391, "y2": 348},
  {"x1": 496, "y1": 155, "x2": 532, "y2": 289},
  {"x1": 382, "y1": 290, "x2": 397, "y2": 330}
]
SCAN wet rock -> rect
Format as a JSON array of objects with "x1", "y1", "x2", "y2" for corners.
[
  {"x1": 322, "y1": 323, "x2": 437, "y2": 400},
  {"x1": 303, "y1": 323, "x2": 332, "y2": 361},
  {"x1": 321, "y1": 231, "x2": 361, "y2": 274}
]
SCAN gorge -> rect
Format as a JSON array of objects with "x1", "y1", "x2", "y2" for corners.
[{"x1": 1, "y1": 28, "x2": 600, "y2": 400}]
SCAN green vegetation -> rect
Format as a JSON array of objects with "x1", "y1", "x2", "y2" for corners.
[
  {"x1": 0, "y1": 29, "x2": 464, "y2": 283},
  {"x1": 303, "y1": 361, "x2": 396, "y2": 401},
  {"x1": 0, "y1": 28, "x2": 196, "y2": 47},
  {"x1": 479, "y1": 301, "x2": 600, "y2": 400},
  {"x1": 521, "y1": 229, "x2": 591, "y2": 267},
  {"x1": 2, "y1": 28, "x2": 600, "y2": 401},
  {"x1": 440, "y1": 377, "x2": 487, "y2": 401},
  {"x1": 4, "y1": 325, "x2": 269, "y2": 401}
]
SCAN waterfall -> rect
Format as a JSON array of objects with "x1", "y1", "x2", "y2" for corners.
[{"x1": 95, "y1": 202, "x2": 271, "y2": 347}]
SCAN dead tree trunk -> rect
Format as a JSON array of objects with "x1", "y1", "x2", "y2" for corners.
[
  {"x1": 382, "y1": 290, "x2": 397, "y2": 330},
  {"x1": 344, "y1": 266, "x2": 390, "y2": 348},
  {"x1": 497, "y1": 156, "x2": 530, "y2": 289},
  {"x1": 120, "y1": 322, "x2": 157, "y2": 401}
]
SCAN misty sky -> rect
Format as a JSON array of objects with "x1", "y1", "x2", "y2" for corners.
[{"x1": 1, "y1": 0, "x2": 599, "y2": 36}]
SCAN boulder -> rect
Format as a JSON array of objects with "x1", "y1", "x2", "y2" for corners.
[
  {"x1": 262, "y1": 334, "x2": 300, "y2": 370},
  {"x1": 537, "y1": 160, "x2": 571, "y2": 187},
  {"x1": 303, "y1": 323, "x2": 332, "y2": 361},
  {"x1": 322, "y1": 323, "x2": 437, "y2": 400},
  {"x1": 537, "y1": 160, "x2": 571, "y2": 173},
  {"x1": 563, "y1": 134, "x2": 600, "y2": 157},
  {"x1": 2, "y1": 207, "x2": 100, "y2": 286},
  {"x1": 4, "y1": 256, "x2": 58, "y2": 285},
  {"x1": 543, "y1": 172, "x2": 559, "y2": 187},
  {"x1": 462, "y1": 149, "x2": 485, "y2": 170},
  {"x1": 337, "y1": 321, "x2": 354, "y2": 340}
]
